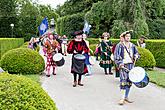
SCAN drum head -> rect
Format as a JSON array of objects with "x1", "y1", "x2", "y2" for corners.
[
  {"x1": 74, "y1": 54, "x2": 86, "y2": 60},
  {"x1": 129, "y1": 67, "x2": 146, "y2": 83},
  {"x1": 53, "y1": 53, "x2": 63, "y2": 61}
]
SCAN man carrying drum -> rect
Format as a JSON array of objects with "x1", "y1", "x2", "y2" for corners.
[
  {"x1": 44, "y1": 33, "x2": 60, "y2": 77},
  {"x1": 114, "y1": 30, "x2": 139, "y2": 105},
  {"x1": 67, "y1": 30, "x2": 89, "y2": 87}
]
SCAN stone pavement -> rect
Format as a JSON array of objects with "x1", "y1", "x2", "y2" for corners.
[{"x1": 41, "y1": 54, "x2": 165, "y2": 110}]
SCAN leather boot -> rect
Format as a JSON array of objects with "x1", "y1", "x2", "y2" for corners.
[
  {"x1": 78, "y1": 81, "x2": 84, "y2": 86},
  {"x1": 73, "y1": 81, "x2": 77, "y2": 87}
]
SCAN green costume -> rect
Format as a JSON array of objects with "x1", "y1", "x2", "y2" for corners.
[{"x1": 99, "y1": 40, "x2": 113, "y2": 69}]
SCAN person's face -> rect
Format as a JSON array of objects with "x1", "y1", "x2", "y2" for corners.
[
  {"x1": 49, "y1": 34, "x2": 54, "y2": 40},
  {"x1": 124, "y1": 34, "x2": 131, "y2": 42},
  {"x1": 120, "y1": 37, "x2": 124, "y2": 42},
  {"x1": 76, "y1": 34, "x2": 83, "y2": 39}
]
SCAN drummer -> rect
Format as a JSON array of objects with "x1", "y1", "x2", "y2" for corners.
[
  {"x1": 67, "y1": 30, "x2": 89, "y2": 87},
  {"x1": 44, "y1": 33, "x2": 60, "y2": 77},
  {"x1": 114, "y1": 30, "x2": 139, "y2": 105}
]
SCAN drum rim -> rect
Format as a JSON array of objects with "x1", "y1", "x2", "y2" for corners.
[
  {"x1": 53, "y1": 53, "x2": 63, "y2": 61},
  {"x1": 74, "y1": 54, "x2": 86, "y2": 60}
]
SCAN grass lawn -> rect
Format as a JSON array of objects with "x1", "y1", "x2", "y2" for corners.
[
  {"x1": 147, "y1": 70, "x2": 165, "y2": 88},
  {"x1": 22, "y1": 74, "x2": 40, "y2": 84}
]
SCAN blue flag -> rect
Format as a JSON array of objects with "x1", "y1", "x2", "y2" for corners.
[
  {"x1": 38, "y1": 17, "x2": 49, "y2": 36},
  {"x1": 83, "y1": 20, "x2": 91, "y2": 34}
]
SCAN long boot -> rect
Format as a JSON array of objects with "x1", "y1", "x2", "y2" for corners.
[
  {"x1": 73, "y1": 81, "x2": 77, "y2": 87},
  {"x1": 46, "y1": 66, "x2": 50, "y2": 77},
  {"x1": 109, "y1": 67, "x2": 113, "y2": 75},
  {"x1": 52, "y1": 66, "x2": 56, "y2": 75},
  {"x1": 104, "y1": 68, "x2": 108, "y2": 75},
  {"x1": 78, "y1": 75, "x2": 83, "y2": 86},
  {"x1": 78, "y1": 80, "x2": 84, "y2": 86}
]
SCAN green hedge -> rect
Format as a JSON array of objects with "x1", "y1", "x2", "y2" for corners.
[
  {"x1": 0, "y1": 38, "x2": 24, "y2": 59},
  {"x1": 0, "y1": 73, "x2": 57, "y2": 110},
  {"x1": 0, "y1": 48, "x2": 45, "y2": 74},
  {"x1": 145, "y1": 40, "x2": 165, "y2": 68}
]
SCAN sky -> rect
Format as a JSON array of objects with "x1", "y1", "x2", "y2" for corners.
[{"x1": 37, "y1": 0, "x2": 67, "y2": 9}]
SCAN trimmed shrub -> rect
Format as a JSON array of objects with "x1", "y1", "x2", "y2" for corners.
[
  {"x1": 136, "y1": 47, "x2": 156, "y2": 68},
  {"x1": 0, "y1": 73, "x2": 57, "y2": 110},
  {"x1": 0, "y1": 48, "x2": 45, "y2": 74}
]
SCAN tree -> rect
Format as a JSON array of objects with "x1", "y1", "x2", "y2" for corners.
[{"x1": 0, "y1": 0, "x2": 17, "y2": 37}]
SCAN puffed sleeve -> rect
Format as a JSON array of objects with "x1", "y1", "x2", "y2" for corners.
[
  {"x1": 83, "y1": 40, "x2": 89, "y2": 53},
  {"x1": 114, "y1": 43, "x2": 124, "y2": 67},
  {"x1": 67, "y1": 40, "x2": 74, "y2": 54}
]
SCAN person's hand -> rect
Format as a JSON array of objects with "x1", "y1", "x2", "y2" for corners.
[
  {"x1": 82, "y1": 51, "x2": 85, "y2": 54},
  {"x1": 104, "y1": 52, "x2": 108, "y2": 56},
  {"x1": 119, "y1": 64, "x2": 124, "y2": 69},
  {"x1": 73, "y1": 50, "x2": 78, "y2": 54}
]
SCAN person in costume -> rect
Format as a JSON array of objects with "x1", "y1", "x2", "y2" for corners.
[
  {"x1": 114, "y1": 31, "x2": 139, "y2": 105},
  {"x1": 61, "y1": 35, "x2": 68, "y2": 56},
  {"x1": 137, "y1": 36, "x2": 146, "y2": 48},
  {"x1": 83, "y1": 33, "x2": 93, "y2": 76},
  {"x1": 44, "y1": 33, "x2": 60, "y2": 77},
  {"x1": 67, "y1": 30, "x2": 89, "y2": 87},
  {"x1": 99, "y1": 32, "x2": 113, "y2": 75}
]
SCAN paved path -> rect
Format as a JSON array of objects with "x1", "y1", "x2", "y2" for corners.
[{"x1": 41, "y1": 54, "x2": 165, "y2": 110}]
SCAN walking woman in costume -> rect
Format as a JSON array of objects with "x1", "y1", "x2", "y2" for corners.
[
  {"x1": 114, "y1": 31, "x2": 139, "y2": 105},
  {"x1": 99, "y1": 32, "x2": 113, "y2": 75},
  {"x1": 67, "y1": 30, "x2": 89, "y2": 87},
  {"x1": 44, "y1": 33, "x2": 60, "y2": 77}
]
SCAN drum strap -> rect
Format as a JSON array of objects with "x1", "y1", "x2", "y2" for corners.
[{"x1": 124, "y1": 46, "x2": 134, "y2": 63}]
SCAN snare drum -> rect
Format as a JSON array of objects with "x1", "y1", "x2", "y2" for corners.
[
  {"x1": 74, "y1": 54, "x2": 86, "y2": 61},
  {"x1": 129, "y1": 67, "x2": 149, "y2": 88},
  {"x1": 53, "y1": 53, "x2": 65, "y2": 66}
]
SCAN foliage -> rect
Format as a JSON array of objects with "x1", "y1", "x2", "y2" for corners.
[
  {"x1": 111, "y1": 20, "x2": 127, "y2": 38},
  {"x1": 56, "y1": 13, "x2": 85, "y2": 37},
  {"x1": 85, "y1": 1, "x2": 114, "y2": 36},
  {"x1": 147, "y1": 70, "x2": 165, "y2": 88},
  {"x1": 56, "y1": 0, "x2": 104, "y2": 17},
  {"x1": 0, "y1": 0, "x2": 59, "y2": 40},
  {"x1": 136, "y1": 47, "x2": 156, "y2": 68},
  {"x1": 0, "y1": 73, "x2": 57, "y2": 109},
  {"x1": 0, "y1": 38, "x2": 24, "y2": 59},
  {"x1": 145, "y1": 40, "x2": 165, "y2": 68},
  {"x1": 147, "y1": 19, "x2": 165, "y2": 39},
  {"x1": 0, "y1": 48, "x2": 45, "y2": 74},
  {"x1": 0, "y1": 0, "x2": 17, "y2": 38}
]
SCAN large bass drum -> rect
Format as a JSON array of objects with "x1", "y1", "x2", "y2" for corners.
[
  {"x1": 129, "y1": 67, "x2": 149, "y2": 88},
  {"x1": 53, "y1": 53, "x2": 65, "y2": 66}
]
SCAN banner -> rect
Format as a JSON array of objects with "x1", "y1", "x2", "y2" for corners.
[{"x1": 38, "y1": 17, "x2": 49, "y2": 36}]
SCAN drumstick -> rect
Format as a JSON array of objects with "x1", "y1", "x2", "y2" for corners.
[{"x1": 134, "y1": 58, "x2": 137, "y2": 66}]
